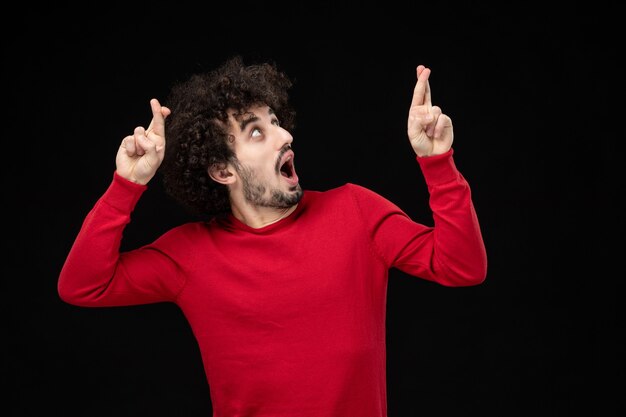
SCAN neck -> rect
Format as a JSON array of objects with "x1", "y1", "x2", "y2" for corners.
[{"x1": 230, "y1": 203, "x2": 298, "y2": 229}]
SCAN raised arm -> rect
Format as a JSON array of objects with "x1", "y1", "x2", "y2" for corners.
[
  {"x1": 58, "y1": 99, "x2": 182, "y2": 307},
  {"x1": 353, "y1": 65, "x2": 486, "y2": 286}
]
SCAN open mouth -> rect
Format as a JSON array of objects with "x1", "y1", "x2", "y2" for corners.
[{"x1": 278, "y1": 151, "x2": 299, "y2": 186}]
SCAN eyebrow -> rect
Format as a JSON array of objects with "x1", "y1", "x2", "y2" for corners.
[{"x1": 237, "y1": 107, "x2": 276, "y2": 132}]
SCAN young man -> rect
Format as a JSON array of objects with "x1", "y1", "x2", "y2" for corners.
[{"x1": 58, "y1": 56, "x2": 487, "y2": 416}]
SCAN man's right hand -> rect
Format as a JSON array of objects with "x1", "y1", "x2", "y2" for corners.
[{"x1": 116, "y1": 98, "x2": 171, "y2": 185}]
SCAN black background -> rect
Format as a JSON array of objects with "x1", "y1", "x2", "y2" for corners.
[{"x1": 4, "y1": 4, "x2": 623, "y2": 416}]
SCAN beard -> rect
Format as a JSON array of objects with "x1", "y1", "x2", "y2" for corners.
[{"x1": 234, "y1": 161, "x2": 303, "y2": 209}]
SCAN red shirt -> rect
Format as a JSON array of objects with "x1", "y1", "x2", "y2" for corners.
[{"x1": 59, "y1": 149, "x2": 487, "y2": 416}]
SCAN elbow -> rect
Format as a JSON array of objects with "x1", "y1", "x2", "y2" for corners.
[
  {"x1": 439, "y1": 256, "x2": 487, "y2": 287},
  {"x1": 446, "y1": 270, "x2": 486, "y2": 287},
  {"x1": 461, "y1": 257, "x2": 488, "y2": 286},
  {"x1": 463, "y1": 257, "x2": 488, "y2": 285},
  {"x1": 474, "y1": 253, "x2": 488, "y2": 284},
  {"x1": 456, "y1": 246, "x2": 488, "y2": 286},
  {"x1": 466, "y1": 268, "x2": 487, "y2": 286},
  {"x1": 57, "y1": 273, "x2": 104, "y2": 307},
  {"x1": 57, "y1": 279, "x2": 84, "y2": 306},
  {"x1": 57, "y1": 259, "x2": 110, "y2": 306}
]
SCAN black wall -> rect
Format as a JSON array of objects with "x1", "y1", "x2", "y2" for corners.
[{"x1": 5, "y1": 5, "x2": 623, "y2": 416}]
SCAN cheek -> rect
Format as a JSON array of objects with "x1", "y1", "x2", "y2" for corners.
[
  {"x1": 241, "y1": 161, "x2": 276, "y2": 182},
  {"x1": 234, "y1": 147, "x2": 278, "y2": 177},
  {"x1": 236, "y1": 146, "x2": 272, "y2": 166},
  {"x1": 248, "y1": 156, "x2": 277, "y2": 173}
]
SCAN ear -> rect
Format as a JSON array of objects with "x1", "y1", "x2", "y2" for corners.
[{"x1": 208, "y1": 162, "x2": 236, "y2": 185}]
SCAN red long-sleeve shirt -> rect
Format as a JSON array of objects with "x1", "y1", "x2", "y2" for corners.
[{"x1": 58, "y1": 149, "x2": 486, "y2": 417}]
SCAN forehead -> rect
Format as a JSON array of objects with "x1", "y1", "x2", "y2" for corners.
[{"x1": 229, "y1": 105, "x2": 273, "y2": 120}]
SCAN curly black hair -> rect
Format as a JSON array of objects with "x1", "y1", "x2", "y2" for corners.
[{"x1": 159, "y1": 56, "x2": 296, "y2": 220}]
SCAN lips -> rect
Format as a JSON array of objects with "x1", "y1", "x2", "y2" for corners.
[{"x1": 278, "y1": 150, "x2": 299, "y2": 186}]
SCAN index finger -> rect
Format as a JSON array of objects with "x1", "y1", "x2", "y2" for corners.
[
  {"x1": 410, "y1": 65, "x2": 432, "y2": 107},
  {"x1": 146, "y1": 98, "x2": 168, "y2": 136}
]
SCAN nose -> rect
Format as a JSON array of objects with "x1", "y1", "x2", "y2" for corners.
[{"x1": 276, "y1": 125, "x2": 293, "y2": 147}]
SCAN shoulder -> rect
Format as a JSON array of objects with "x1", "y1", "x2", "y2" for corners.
[
  {"x1": 302, "y1": 183, "x2": 390, "y2": 211},
  {"x1": 151, "y1": 221, "x2": 209, "y2": 247},
  {"x1": 303, "y1": 183, "x2": 370, "y2": 204},
  {"x1": 305, "y1": 183, "x2": 376, "y2": 198},
  {"x1": 333, "y1": 182, "x2": 387, "y2": 202}
]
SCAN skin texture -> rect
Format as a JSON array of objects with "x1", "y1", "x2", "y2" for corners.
[
  {"x1": 407, "y1": 65, "x2": 454, "y2": 157},
  {"x1": 208, "y1": 105, "x2": 303, "y2": 227},
  {"x1": 115, "y1": 65, "x2": 451, "y2": 226},
  {"x1": 116, "y1": 99, "x2": 171, "y2": 185}
]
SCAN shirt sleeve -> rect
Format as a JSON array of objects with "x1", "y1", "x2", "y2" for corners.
[
  {"x1": 57, "y1": 172, "x2": 186, "y2": 307},
  {"x1": 349, "y1": 148, "x2": 487, "y2": 286}
]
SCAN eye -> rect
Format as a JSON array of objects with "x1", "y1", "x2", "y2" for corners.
[
  {"x1": 251, "y1": 128, "x2": 262, "y2": 137},
  {"x1": 272, "y1": 118, "x2": 280, "y2": 126}
]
